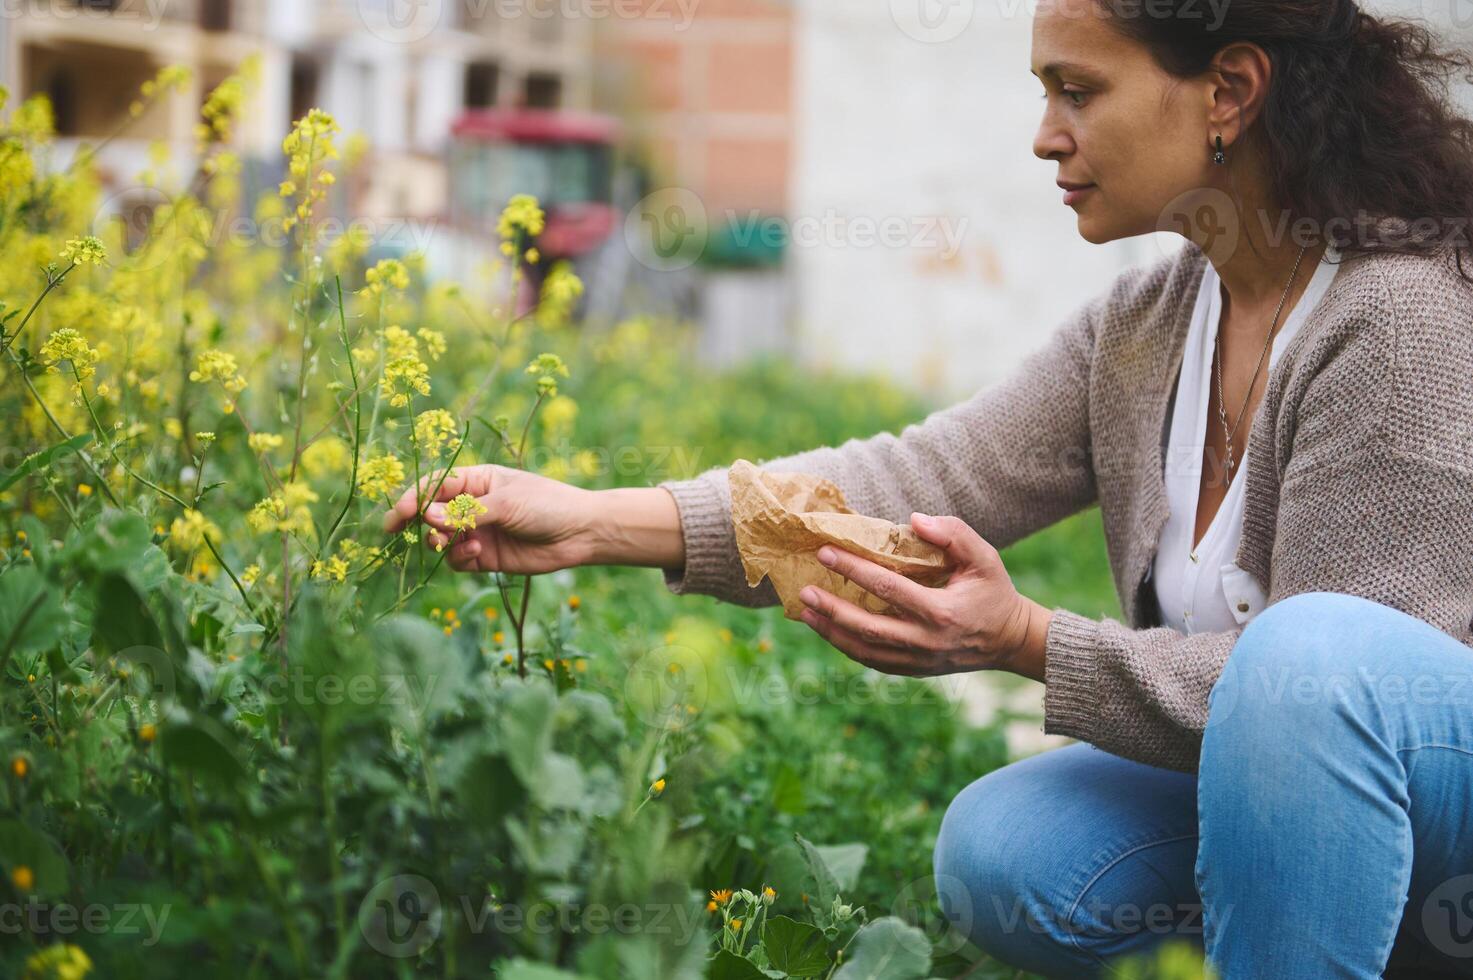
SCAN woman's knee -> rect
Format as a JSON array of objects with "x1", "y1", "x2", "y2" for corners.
[
  {"x1": 934, "y1": 768, "x2": 1083, "y2": 974},
  {"x1": 932, "y1": 747, "x2": 1199, "y2": 977},
  {"x1": 1205, "y1": 590, "x2": 1433, "y2": 736}
]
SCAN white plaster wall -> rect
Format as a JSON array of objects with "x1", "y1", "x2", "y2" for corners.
[{"x1": 790, "y1": 0, "x2": 1472, "y2": 403}]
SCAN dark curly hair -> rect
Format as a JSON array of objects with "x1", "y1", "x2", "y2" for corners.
[{"x1": 1099, "y1": 0, "x2": 1473, "y2": 282}]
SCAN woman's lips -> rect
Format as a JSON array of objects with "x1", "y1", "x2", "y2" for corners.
[{"x1": 1062, "y1": 184, "x2": 1095, "y2": 206}]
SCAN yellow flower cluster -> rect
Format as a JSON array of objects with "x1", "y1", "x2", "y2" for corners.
[
  {"x1": 300, "y1": 436, "x2": 351, "y2": 477},
  {"x1": 22, "y1": 942, "x2": 92, "y2": 980},
  {"x1": 526, "y1": 352, "x2": 570, "y2": 397},
  {"x1": 443, "y1": 492, "x2": 487, "y2": 532},
  {"x1": 310, "y1": 554, "x2": 349, "y2": 583},
  {"x1": 538, "y1": 262, "x2": 585, "y2": 328},
  {"x1": 382, "y1": 355, "x2": 430, "y2": 407},
  {"x1": 413, "y1": 408, "x2": 460, "y2": 459},
  {"x1": 129, "y1": 64, "x2": 192, "y2": 119},
  {"x1": 357, "y1": 453, "x2": 405, "y2": 500},
  {"x1": 196, "y1": 55, "x2": 259, "y2": 149},
  {"x1": 189, "y1": 350, "x2": 248, "y2": 409},
  {"x1": 168, "y1": 509, "x2": 221, "y2": 551},
  {"x1": 59, "y1": 236, "x2": 106, "y2": 266},
  {"x1": 247, "y1": 432, "x2": 284, "y2": 455},
  {"x1": 280, "y1": 108, "x2": 339, "y2": 234},
  {"x1": 497, "y1": 194, "x2": 546, "y2": 253},
  {"x1": 362, "y1": 258, "x2": 410, "y2": 296},
  {"x1": 246, "y1": 482, "x2": 318, "y2": 535},
  {"x1": 38, "y1": 329, "x2": 100, "y2": 386}
]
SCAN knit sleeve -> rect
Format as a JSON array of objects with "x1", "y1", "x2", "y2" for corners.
[
  {"x1": 655, "y1": 288, "x2": 1107, "y2": 607},
  {"x1": 1041, "y1": 252, "x2": 1473, "y2": 774}
]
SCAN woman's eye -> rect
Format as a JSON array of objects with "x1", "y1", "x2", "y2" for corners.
[{"x1": 1063, "y1": 89, "x2": 1088, "y2": 107}]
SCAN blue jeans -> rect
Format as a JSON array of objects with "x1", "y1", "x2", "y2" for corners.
[{"x1": 932, "y1": 592, "x2": 1473, "y2": 979}]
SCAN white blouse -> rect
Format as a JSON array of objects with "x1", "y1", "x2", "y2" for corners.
[{"x1": 1151, "y1": 244, "x2": 1343, "y2": 635}]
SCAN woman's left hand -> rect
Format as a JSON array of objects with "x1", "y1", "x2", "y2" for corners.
[{"x1": 796, "y1": 512, "x2": 1052, "y2": 680}]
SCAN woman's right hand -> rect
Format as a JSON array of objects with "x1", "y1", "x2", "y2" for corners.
[{"x1": 382, "y1": 464, "x2": 597, "y2": 574}]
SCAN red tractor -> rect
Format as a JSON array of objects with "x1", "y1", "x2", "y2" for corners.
[{"x1": 449, "y1": 109, "x2": 620, "y2": 315}]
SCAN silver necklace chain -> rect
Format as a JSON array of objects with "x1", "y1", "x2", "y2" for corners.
[{"x1": 1214, "y1": 243, "x2": 1309, "y2": 482}]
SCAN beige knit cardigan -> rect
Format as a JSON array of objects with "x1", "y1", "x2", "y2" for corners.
[{"x1": 656, "y1": 239, "x2": 1473, "y2": 774}]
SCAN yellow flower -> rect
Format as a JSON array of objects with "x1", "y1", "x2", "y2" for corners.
[
  {"x1": 538, "y1": 261, "x2": 585, "y2": 327},
  {"x1": 650, "y1": 777, "x2": 666, "y2": 796},
  {"x1": 198, "y1": 55, "x2": 259, "y2": 149},
  {"x1": 189, "y1": 349, "x2": 248, "y2": 394},
  {"x1": 414, "y1": 408, "x2": 460, "y2": 459},
  {"x1": 382, "y1": 354, "x2": 430, "y2": 407},
  {"x1": 168, "y1": 509, "x2": 221, "y2": 551},
  {"x1": 280, "y1": 107, "x2": 340, "y2": 232},
  {"x1": 710, "y1": 889, "x2": 732, "y2": 906},
  {"x1": 246, "y1": 483, "x2": 318, "y2": 536},
  {"x1": 357, "y1": 453, "x2": 405, "y2": 500},
  {"x1": 729, "y1": 918, "x2": 742, "y2": 932},
  {"x1": 567, "y1": 595, "x2": 580, "y2": 611},
  {"x1": 240, "y1": 564, "x2": 260, "y2": 587},
  {"x1": 493, "y1": 631, "x2": 505, "y2": 645},
  {"x1": 301, "y1": 436, "x2": 351, "y2": 477},
  {"x1": 417, "y1": 328, "x2": 447, "y2": 361},
  {"x1": 10, "y1": 756, "x2": 27, "y2": 779},
  {"x1": 39, "y1": 328, "x2": 100, "y2": 384},
  {"x1": 76, "y1": 483, "x2": 92, "y2": 497},
  {"x1": 11, "y1": 865, "x2": 33, "y2": 892},
  {"x1": 139, "y1": 723, "x2": 157, "y2": 743},
  {"x1": 762, "y1": 886, "x2": 777, "y2": 904},
  {"x1": 443, "y1": 493, "x2": 486, "y2": 532},
  {"x1": 526, "y1": 352, "x2": 570, "y2": 397},
  {"x1": 363, "y1": 258, "x2": 411, "y2": 295},
  {"x1": 310, "y1": 555, "x2": 349, "y2": 583},
  {"x1": 497, "y1": 194, "x2": 546, "y2": 242},
  {"x1": 22, "y1": 943, "x2": 93, "y2": 980},
  {"x1": 483, "y1": 607, "x2": 498, "y2": 621},
  {"x1": 247, "y1": 432, "x2": 285, "y2": 454},
  {"x1": 59, "y1": 236, "x2": 106, "y2": 266}
]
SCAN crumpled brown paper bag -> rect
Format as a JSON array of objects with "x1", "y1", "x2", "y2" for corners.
[{"x1": 729, "y1": 458, "x2": 952, "y2": 621}]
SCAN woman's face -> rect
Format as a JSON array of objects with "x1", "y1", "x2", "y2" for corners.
[{"x1": 1031, "y1": 0, "x2": 1216, "y2": 244}]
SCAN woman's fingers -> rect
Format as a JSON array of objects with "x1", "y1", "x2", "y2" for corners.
[
  {"x1": 909, "y1": 513, "x2": 994, "y2": 568},
  {"x1": 383, "y1": 466, "x2": 493, "y2": 533},
  {"x1": 798, "y1": 584, "x2": 934, "y2": 650},
  {"x1": 816, "y1": 544, "x2": 936, "y2": 620},
  {"x1": 799, "y1": 606, "x2": 927, "y2": 676}
]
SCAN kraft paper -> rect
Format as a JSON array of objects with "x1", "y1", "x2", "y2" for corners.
[{"x1": 728, "y1": 458, "x2": 952, "y2": 621}]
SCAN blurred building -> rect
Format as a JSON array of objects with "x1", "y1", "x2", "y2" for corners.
[{"x1": 0, "y1": 0, "x2": 595, "y2": 223}]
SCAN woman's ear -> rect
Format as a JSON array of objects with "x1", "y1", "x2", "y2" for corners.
[{"x1": 1206, "y1": 41, "x2": 1273, "y2": 145}]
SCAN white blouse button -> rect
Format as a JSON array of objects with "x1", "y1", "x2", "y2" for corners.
[{"x1": 1236, "y1": 600, "x2": 1250, "y2": 613}]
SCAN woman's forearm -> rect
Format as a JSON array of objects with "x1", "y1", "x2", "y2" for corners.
[{"x1": 583, "y1": 486, "x2": 686, "y2": 570}]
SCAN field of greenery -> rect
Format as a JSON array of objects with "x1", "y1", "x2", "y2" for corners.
[{"x1": 0, "y1": 63, "x2": 1208, "y2": 980}]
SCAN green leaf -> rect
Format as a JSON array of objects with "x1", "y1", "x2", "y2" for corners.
[
  {"x1": 0, "y1": 432, "x2": 92, "y2": 492},
  {"x1": 0, "y1": 565, "x2": 66, "y2": 659},
  {"x1": 0, "y1": 819, "x2": 69, "y2": 897},
  {"x1": 815, "y1": 843, "x2": 868, "y2": 893},
  {"x1": 763, "y1": 915, "x2": 830, "y2": 977},
  {"x1": 159, "y1": 713, "x2": 246, "y2": 786},
  {"x1": 832, "y1": 918, "x2": 931, "y2": 980},
  {"x1": 794, "y1": 833, "x2": 841, "y2": 929},
  {"x1": 498, "y1": 679, "x2": 556, "y2": 788},
  {"x1": 706, "y1": 949, "x2": 770, "y2": 980}
]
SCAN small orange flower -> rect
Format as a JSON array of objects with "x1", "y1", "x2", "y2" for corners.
[
  {"x1": 139, "y1": 723, "x2": 157, "y2": 743},
  {"x1": 11, "y1": 866, "x2": 33, "y2": 892},
  {"x1": 709, "y1": 889, "x2": 732, "y2": 905},
  {"x1": 567, "y1": 594, "x2": 580, "y2": 611},
  {"x1": 9, "y1": 756, "x2": 26, "y2": 779}
]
